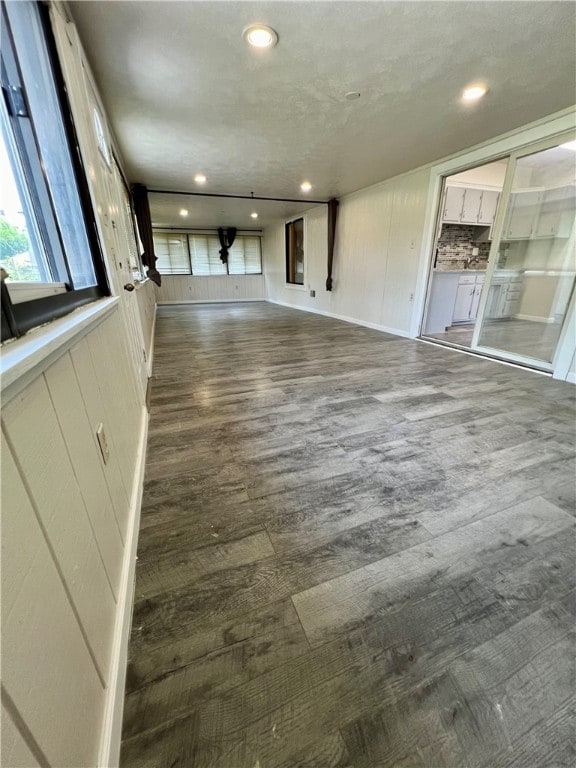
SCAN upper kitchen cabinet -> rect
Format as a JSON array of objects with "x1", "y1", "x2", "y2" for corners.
[
  {"x1": 442, "y1": 186, "x2": 500, "y2": 226},
  {"x1": 478, "y1": 190, "x2": 500, "y2": 225},
  {"x1": 442, "y1": 187, "x2": 465, "y2": 222},
  {"x1": 503, "y1": 185, "x2": 574, "y2": 240},
  {"x1": 503, "y1": 190, "x2": 542, "y2": 239},
  {"x1": 460, "y1": 188, "x2": 483, "y2": 223},
  {"x1": 533, "y1": 184, "x2": 576, "y2": 239}
]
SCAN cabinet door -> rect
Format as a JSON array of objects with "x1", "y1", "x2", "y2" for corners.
[
  {"x1": 534, "y1": 186, "x2": 573, "y2": 238},
  {"x1": 453, "y1": 283, "x2": 475, "y2": 322},
  {"x1": 443, "y1": 187, "x2": 465, "y2": 222},
  {"x1": 485, "y1": 284, "x2": 502, "y2": 318},
  {"x1": 469, "y1": 285, "x2": 483, "y2": 320},
  {"x1": 461, "y1": 188, "x2": 483, "y2": 224},
  {"x1": 504, "y1": 191, "x2": 541, "y2": 239},
  {"x1": 478, "y1": 190, "x2": 500, "y2": 225}
]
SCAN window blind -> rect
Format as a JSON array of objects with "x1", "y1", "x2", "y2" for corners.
[
  {"x1": 189, "y1": 235, "x2": 227, "y2": 276},
  {"x1": 151, "y1": 231, "x2": 262, "y2": 275},
  {"x1": 153, "y1": 232, "x2": 191, "y2": 274},
  {"x1": 228, "y1": 237, "x2": 262, "y2": 275}
]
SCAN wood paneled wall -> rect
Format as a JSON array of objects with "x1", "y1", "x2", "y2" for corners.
[
  {"x1": 1, "y1": 308, "x2": 148, "y2": 767},
  {"x1": 264, "y1": 169, "x2": 430, "y2": 337},
  {"x1": 1, "y1": 3, "x2": 157, "y2": 765},
  {"x1": 156, "y1": 274, "x2": 266, "y2": 304}
]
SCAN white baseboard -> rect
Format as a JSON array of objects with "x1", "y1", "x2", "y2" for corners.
[
  {"x1": 514, "y1": 313, "x2": 556, "y2": 324},
  {"x1": 157, "y1": 298, "x2": 265, "y2": 305},
  {"x1": 98, "y1": 404, "x2": 149, "y2": 768},
  {"x1": 266, "y1": 298, "x2": 412, "y2": 339},
  {"x1": 147, "y1": 306, "x2": 157, "y2": 377},
  {"x1": 566, "y1": 372, "x2": 576, "y2": 384}
]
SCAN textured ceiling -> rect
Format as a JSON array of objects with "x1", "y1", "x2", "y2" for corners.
[{"x1": 69, "y1": 1, "x2": 576, "y2": 228}]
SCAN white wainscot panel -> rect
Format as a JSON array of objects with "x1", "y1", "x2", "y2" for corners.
[
  {"x1": 44, "y1": 352, "x2": 124, "y2": 596},
  {"x1": 1, "y1": 434, "x2": 104, "y2": 767},
  {"x1": 1, "y1": 701, "x2": 41, "y2": 767},
  {"x1": 2, "y1": 377, "x2": 116, "y2": 681},
  {"x1": 157, "y1": 274, "x2": 266, "y2": 303}
]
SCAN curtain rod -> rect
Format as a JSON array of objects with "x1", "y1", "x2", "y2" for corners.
[
  {"x1": 153, "y1": 226, "x2": 263, "y2": 233},
  {"x1": 148, "y1": 189, "x2": 328, "y2": 205}
]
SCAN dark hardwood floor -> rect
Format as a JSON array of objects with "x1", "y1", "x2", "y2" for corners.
[{"x1": 121, "y1": 302, "x2": 576, "y2": 768}]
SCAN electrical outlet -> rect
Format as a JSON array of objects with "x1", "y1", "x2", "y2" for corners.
[
  {"x1": 96, "y1": 423, "x2": 109, "y2": 465},
  {"x1": 310, "y1": 289, "x2": 316, "y2": 298}
]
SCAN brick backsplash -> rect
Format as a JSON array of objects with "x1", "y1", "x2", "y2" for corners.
[{"x1": 435, "y1": 224, "x2": 491, "y2": 271}]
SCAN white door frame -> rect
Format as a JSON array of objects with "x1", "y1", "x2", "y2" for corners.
[{"x1": 412, "y1": 107, "x2": 576, "y2": 379}]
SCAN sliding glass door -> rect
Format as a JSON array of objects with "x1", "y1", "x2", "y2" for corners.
[{"x1": 471, "y1": 136, "x2": 576, "y2": 369}]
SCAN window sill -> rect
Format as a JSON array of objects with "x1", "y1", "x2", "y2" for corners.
[
  {"x1": 1, "y1": 296, "x2": 119, "y2": 400},
  {"x1": 6, "y1": 281, "x2": 68, "y2": 304},
  {"x1": 285, "y1": 283, "x2": 307, "y2": 292}
]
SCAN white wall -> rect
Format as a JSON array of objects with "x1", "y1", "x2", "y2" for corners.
[
  {"x1": 265, "y1": 168, "x2": 430, "y2": 337},
  {"x1": 157, "y1": 274, "x2": 265, "y2": 304},
  {"x1": 1, "y1": 3, "x2": 156, "y2": 766},
  {"x1": 448, "y1": 160, "x2": 508, "y2": 189},
  {"x1": 265, "y1": 108, "x2": 576, "y2": 381}
]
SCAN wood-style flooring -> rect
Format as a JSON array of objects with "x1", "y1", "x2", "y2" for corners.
[
  {"x1": 423, "y1": 317, "x2": 563, "y2": 363},
  {"x1": 121, "y1": 302, "x2": 576, "y2": 768}
]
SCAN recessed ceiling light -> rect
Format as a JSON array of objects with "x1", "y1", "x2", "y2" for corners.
[
  {"x1": 251, "y1": 212, "x2": 258, "y2": 219},
  {"x1": 345, "y1": 91, "x2": 361, "y2": 101},
  {"x1": 300, "y1": 181, "x2": 312, "y2": 192},
  {"x1": 462, "y1": 84, "x2": 488, "y2": 102},
  {"x1": 243, "y1": 24, "x2": 278, "y2": 49},
  {"x1": 179, "y1": 209, "x2": 188, "y2": 217},
  {"x1": 194, "y1": 173, "x2": 206, "y2": 184},
  {"x1": 560, "y1": 140, "x2": 576, "y2": 151}
]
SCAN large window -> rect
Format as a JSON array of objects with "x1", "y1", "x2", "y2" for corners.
[
  {"x1": 285, "y1": 217, "x2": 305, "y2": 285},
  {"x1": 153, "y1": 232, "x2": 262, "y2": 276},
  {"x1": 0, "y1": 1, "x2": 107, "y2": 342}
]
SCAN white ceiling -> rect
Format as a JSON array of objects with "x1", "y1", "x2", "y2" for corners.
[{"x1": 69, "y1": 1, "x2": 576, "y2": 229}]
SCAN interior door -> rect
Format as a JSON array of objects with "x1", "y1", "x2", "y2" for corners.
[{"x1": 471, "y1": 136, "x2": 576, "y2": 368}]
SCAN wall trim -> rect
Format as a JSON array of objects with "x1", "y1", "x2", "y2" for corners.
[
  {"x1": 98, "y1": 404, "x2": 148, "y2": 768},
  {"x1": 157, "y1": 298, "x2": 266, "y2": 305},
  {"x1": 1, "y1": 297, "x2": 119, "y2": 403},
  {"x1": 147, "y1": 305, "x2": 157, "y2": 377},
  {"x1": 514, "y1": 313, "x2": 555, "y2": 324},
  {"x1": 266, "y1": 299, "x2": 412, "y2": 338}
]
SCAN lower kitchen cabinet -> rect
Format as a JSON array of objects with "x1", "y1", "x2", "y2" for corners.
[
  {"x1": 453, "y1": 273, "x2": 485, "y2": 323},
  {"x1": 485, "y1": 274, "x2": 524, "y2": 319}
]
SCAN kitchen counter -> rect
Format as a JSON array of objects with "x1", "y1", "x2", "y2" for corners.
[{"x1": 433, "y1": 269, "x2": 486, "y2": 274}]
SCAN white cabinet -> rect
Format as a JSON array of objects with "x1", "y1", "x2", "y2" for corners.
[
  {"x1": 478, "y1": 190, "x2": 500, "y2": 225},
  {"x1": 452, "y1": 273, "x2": 484, "y2": 323},
  {"x1": 533, "y1": 185, "x2": 575, "y2": 239},
  {"x1": 485, "y1": 273, "x2": 524, "y2": 318},
  {"x1": 443, "y1": 187, "x2": 465, "y2": 222},
  {"x1": 460, "y1": 189, "x2": 484, "y2": 224},
  {"x1": 503, "y1": 185, "x2": 574, "y2": 240},
  {"x1": 442, "y1": 186, "x2": 500, "y2": 227},
  {"x1": 504, "y1": 191, "x2": 542, "y2": 239}
]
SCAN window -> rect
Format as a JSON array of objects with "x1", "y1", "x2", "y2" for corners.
[
  {"x1": 286, "y1": 217, "x2": 305, "y2": 285},
  {"x1": 0, "y1": 1, "x2": 107, "y2": 342},
  {"x1": 152, "y1": 232, "x2": 191, "y2": 274},
  {"x1": 188, "y1": 235, "x2": 227, "y2": 276},
  {"x1": 228, "y1": 237, "x2": 262, "y2": 275},
  {"x1": 152, "y1": 231, "x2": 262, "y2": 276}
]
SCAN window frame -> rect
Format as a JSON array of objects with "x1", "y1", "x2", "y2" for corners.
[
  {"x1": 152, "y1": 230, "x2": 263, "y2": 277},
  {"x1": 285, "y1": 216, "x2": 306, "y2": 289},
  {"x1": 0, "y1": 1, "x2": 108, "y2": 342}
]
